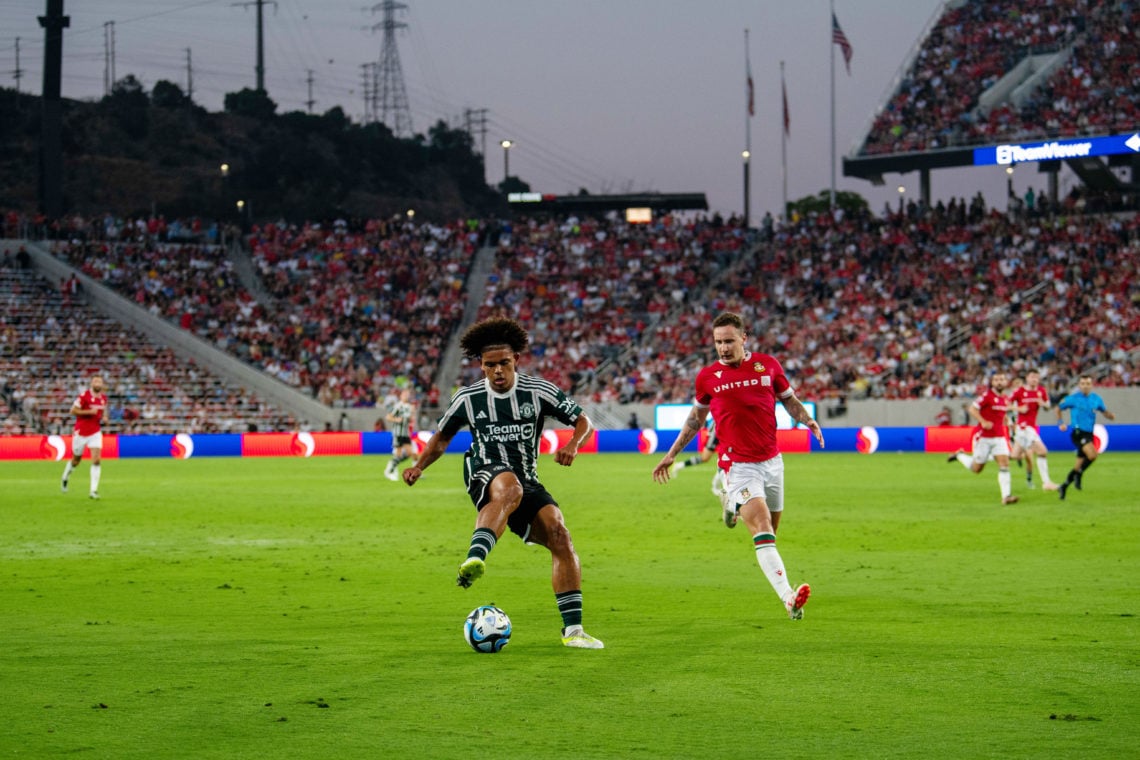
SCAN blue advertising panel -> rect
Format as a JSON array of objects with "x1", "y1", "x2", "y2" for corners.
[
  {"x1": 974, "y1": 132, "x2": 1140, "y2": 166},
  {"x1": 117, "y1": 434, "x2": 174, "y2": 458}
]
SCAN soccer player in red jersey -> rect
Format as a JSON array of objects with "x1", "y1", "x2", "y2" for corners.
[
  {"x1": 61, "y1": 375, "x2": 109, "y2": 499},
  {"x1": 948, "y1": 372, "x2": 1020, "y2": 504},
  {"x1": 653, "y1": 312, "x2": 824, "y2": 621},
  {"x1": 1009, "y1": 369, "x2": 1058, "y2": 490}
]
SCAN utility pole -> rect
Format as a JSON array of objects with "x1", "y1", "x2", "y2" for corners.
[
  {"x1": 305, "y1": 69, "x2": 315, "y2": 113},
  {"x1": 12, "y1": 37, "x2": 24, "y2": 93},
  {"x1": 185, "y1": 48, "x2": 193, "y2": 103},
  {"x1": 233, "y1": 0, "x2": 276, "y2": 93},
  {"x1": 360, "y1": 62, "x2": 377, "y2": 123},
  {"x1": 103, "y1": 20, "x2": 115, "y2": 94},
  {"x1": 368, "y1": 0, "x2": 412, "y2": 137},
  {"x1": 39, "y1": 0, "x2": 70, "y2": 218}
]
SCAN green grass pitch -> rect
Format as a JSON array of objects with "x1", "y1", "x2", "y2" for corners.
[{"x1": 3, "y1": 452, "x2": 1138, "y2": 759}]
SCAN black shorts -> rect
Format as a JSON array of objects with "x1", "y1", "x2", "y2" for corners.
[
  {"x1": 393, "y1": 435, "x2": 412, "y2": 447},
  {"x1": 465, "y1": 463, "x2": 557, "y2": 541},
  {"x1": 1070, "y1": 429, "x2": 1095, "y2": 450}
]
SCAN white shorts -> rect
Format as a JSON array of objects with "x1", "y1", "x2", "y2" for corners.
[
  {"x1": 971, "y1": 436, "x2": 1010, "y2": 464},
  {"x1": 1013, "y1": 426, "x2": 1043, "y2": 451},
  {"x1": 724, "y1": 456, "x2": 785, "y2": 513},
  {"x1": 72, "y1": 431, "x2": 103, "y2": 457}
]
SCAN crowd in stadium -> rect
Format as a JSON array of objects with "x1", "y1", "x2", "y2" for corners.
[
  {"x1": 0, "y1": 262, "x2": 293, "y2": 435},
  {"x1": 861, "y1": 0, "x2": 1140, "y2": 154},
  {"x1": 48, "y1": 216, "x2": 481, "y2": 411},
  {"x1": 5, "y1": 190, "x2": 1137, "y2": 437}
]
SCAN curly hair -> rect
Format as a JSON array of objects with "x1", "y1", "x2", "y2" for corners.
[{"x1": 460, "y1": 317, "x2": 530, "y2": 359}]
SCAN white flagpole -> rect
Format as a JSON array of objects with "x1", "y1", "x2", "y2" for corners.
[
  {"x1": 781, "y1": 60, "x2": 788, "y2": 219},
  {"x1": 744, "y1": 28, "x2": 752, "y2": 228},
  {"x1": 829, "y1": 0, "x2": 837, "y2": 210}
]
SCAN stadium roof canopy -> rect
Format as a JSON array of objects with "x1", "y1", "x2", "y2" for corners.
[{"x1": 508, "y1": 192, "x2": 708, "y2": 213}]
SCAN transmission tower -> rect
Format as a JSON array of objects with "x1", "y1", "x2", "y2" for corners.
[
  {"x1": 368, "y1": 1, "x2": 413, "y2": 137},
  {"x1": 465, "y1": 107, "x2": 489, "y2": 158}
]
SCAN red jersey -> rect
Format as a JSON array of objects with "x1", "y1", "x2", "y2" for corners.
[
  {"x1": 72, "y1": 389, "x2": 108, "y2": 436},
  {"x1": 694, "y1": 351, "x2": 792, "y2": 466},
  {"x1": 972, "y1": 387, "x2": 1010, "y2": 439},
  {"x1": 1009, "y1": 385, "x2": 1048, "y2": 429}
]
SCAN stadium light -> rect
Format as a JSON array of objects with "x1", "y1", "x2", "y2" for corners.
[
  {"x1": 500, "y1": 140, "x2": 512, "y2": 183},
  {"x1": 220, "y1": 163, "x2": 229, "y2": 177}
]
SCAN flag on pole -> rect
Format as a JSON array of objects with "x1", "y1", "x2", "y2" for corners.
[
  {"x1": 746, "y1": 56, "x2": 755, "y2": 117},
  {"x1": 782, "y1": 78, "x2": 790, "y2": 136},
  {"x1": 832, "y1": 12, "x2": 853, "y2": 75}
]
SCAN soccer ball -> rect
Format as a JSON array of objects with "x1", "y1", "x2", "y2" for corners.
[{"x1": 463, "y1": 604, "x2": 512, "y2": 653}]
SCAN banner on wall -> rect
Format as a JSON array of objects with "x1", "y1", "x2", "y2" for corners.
[{"x1": 1, "y1": 426, "x2": 1137, "y2": 461}]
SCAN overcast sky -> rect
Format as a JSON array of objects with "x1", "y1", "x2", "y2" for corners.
[{"x1": 1, "y1": 0, "x2": 1052, "y2": 218}]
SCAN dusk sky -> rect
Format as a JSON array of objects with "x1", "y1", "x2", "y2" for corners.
[{"x1": 1, "y1": 1, "x2": 1050, "y2": 218}]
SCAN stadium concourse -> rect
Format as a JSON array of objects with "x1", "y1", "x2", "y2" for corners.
[
  {"x1": 3, "y1": 195, "x2": 1138, "y2": 438},
  {"x1": 860, "y1": 0, "x2": 1140, "y2": 155}
]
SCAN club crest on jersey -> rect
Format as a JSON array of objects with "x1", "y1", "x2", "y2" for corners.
[
  {"x1": 741, "y1": 488, "x2": 751, "y2": 500},
  {"x1": 753, "y1": 362, "x2": 765, "y2": 373},
  {"x1": 519, "y1": 402, "x2": 536, "y2": 419}
]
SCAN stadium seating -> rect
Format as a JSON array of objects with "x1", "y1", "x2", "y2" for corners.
[
  {"x1": 860, "y1": 1, "x2": 1140, "y2": 155},
  {"x1": 0, "y1": 263, "x2": 293, "y2": 435}
]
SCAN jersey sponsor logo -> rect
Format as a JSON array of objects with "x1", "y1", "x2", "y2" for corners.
[
  {"x1": 476, "y1": 410, "x2": 488, "y2": 419},
  {"x1": 761, "y1": 376, "x2": 771, "y2": 386},
  {"x1": 556, "y1": 397, "x2": 577, "y2": 416},
  {"x1": 482, "y1": 422, "x2": 536, "y2": 443},
  {"x1": 714, "y1": 370, "x2": 723, "y2": 378},
  {"x1": 712, "y1": 378, "x2": 762, "y2": 393}
]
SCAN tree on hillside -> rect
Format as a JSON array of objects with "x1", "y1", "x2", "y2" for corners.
[
  {"x1": 152, "y1": 80, "x2": 189, "y2": 109},
  {"x1": 103, "y1": 74, "x2": 150, "y2": 139},
  {"x1": 224, "y1": 88, "x2": 277, "y2": 120}
]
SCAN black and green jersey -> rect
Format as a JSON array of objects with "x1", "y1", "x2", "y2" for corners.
[
  {"x1": 439, "y1": 373, "x2": 583, "y2": 484},
  {"x1": 388, "y1": 400, "x2": 414, "y2": 438}
]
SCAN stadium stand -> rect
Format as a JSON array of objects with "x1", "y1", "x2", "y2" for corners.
[
  {"x1": 857, "y1": 0, "x2": 1140, "y2": 155},
  {"x1": 0, "y1": 261, "x2": 294, "y2": 435},
  {"x1": 48, "y1": 216, "x2": 481, "y2": 410}
]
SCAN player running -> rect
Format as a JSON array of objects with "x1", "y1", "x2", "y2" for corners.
[
  {"x1": 948, "y1": 371, "x2": 1020, "y2": 505},
  {"x1": 1008, "y1": 369, "x2": 1058, "y2": 490},
  {"x1": 61, "y1": 375, "x2": 109, "y2": 499},
  {"x1": 653, "y1": 311, "x2": 822, "y2": 621}
]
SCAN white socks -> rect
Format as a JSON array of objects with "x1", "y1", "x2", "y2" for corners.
[{"x1": 998, "y1": 467, "x2": 1011, "y2": 499}]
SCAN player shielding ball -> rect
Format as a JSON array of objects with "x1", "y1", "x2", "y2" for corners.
[
  {"x1": 653, "y1": 311, "x2": 822, "y2": 621},
  {"x1": 402, "y1": 317, "x2": 603, "y2": 650},
  {"x1": 61, "y1": 375, "x2": 108, "y2": 499}
]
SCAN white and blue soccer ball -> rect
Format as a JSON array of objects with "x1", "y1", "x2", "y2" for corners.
[{"x1": 463, "y1": 604, "x2": 512, "y2": 653}]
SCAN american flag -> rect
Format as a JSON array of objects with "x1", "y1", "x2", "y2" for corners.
[
  {"x1": 782, "y1": 79, "x2": 790, "y2": 136},
  {"x1": 747, "y1": 60, "x2": 755, "y2": 117},
  {"x1": 832, "y1": 12, "x2": 853, "y2": 75}
]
